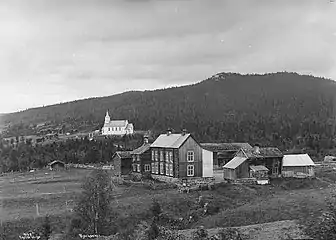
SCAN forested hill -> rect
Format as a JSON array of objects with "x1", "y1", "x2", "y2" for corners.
[{"x1": 1, "y1": 72, "x2": 336, "y2": 151}]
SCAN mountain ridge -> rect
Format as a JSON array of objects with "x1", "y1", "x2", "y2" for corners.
[{"x1": 1, "y1": 71, "x2": 336, "y2": 152}]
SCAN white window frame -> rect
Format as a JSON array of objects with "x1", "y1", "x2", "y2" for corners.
[
  {"x1": 137, "y1": 164, "x2": 141, "y2": 172},
  {"x1": 155, "y1": 162, "x2": 159, "y2": 174},
  {"x1": 187, "y1": 151, "x2": 194, "y2": 162},
  {"x1": 151, "y1": 151, "x2": 154, "y2": 161},
  {"x1": 137, "y1": 155, "x2": 140, "y2": 161},
  {"x1": 169, "y1": 151, "x2": 173, "y2": 163},
  {"x1": 166, "y1": 152, "x2": 169, "y2": 162},
  {"x1": 160, "y1": 163, "x2": 164, "y2": 175},
  {"x1": 155, "y1": 151, "x2": 158, "y2": 161},
  {"x1": 145, "y1": 164, "x2": 150, "y2": 172},
  {"x1": 151, "y1": 163, "x2": 155, "y2": 173},
  {"x1": 169, "y1": 164, "x2": 173, "y2": 176},
  {"x1": 165, "y1": 163, "x2": 169, "y2": 176},
  {"x1": 133, "y1": 164, "x2": 137, "y2": 172},
  {"x1": 160, "y1": 151, "x2": 164, "y2": 161},
  {"x1": 187, "y1": 165, "x2": 194, "y2": 177}
]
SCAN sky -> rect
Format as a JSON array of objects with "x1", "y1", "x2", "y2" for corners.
[{"x1": 0, "y1": 0, "x2": 336, "y2": 113}]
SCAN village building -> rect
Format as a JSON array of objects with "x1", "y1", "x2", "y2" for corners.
[
  {"x1": 149, "y1": 129, "x2": 213, "y2": 182},
  {"x1": 111, "y1": 151, "x2": 133, "y2": 176},
  {"x1": 48, "y1": 160, "x2": 65, "y2": 171},
  {"x1": 131, "y1": 135, "x2": 152, "y2": 175},
  {"x1": 282, "y1": 154, "x2": 315, "y2": 178},
  {"x1": 223, "y1": 145, "x2": 283, "y2": 182},
  {"x1": 200, "y1": 142, "x2": 253, "y2": 168},
  {"x1": 101, "y1": 111, "x2": 134, "y2": 136}
]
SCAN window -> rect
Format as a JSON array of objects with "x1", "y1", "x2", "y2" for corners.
[
  {"x1": 169, "y1": 152, "x2": 173, "y2": 163},
  {"x1": 151, "y1": 151, "x2": 154, "y2": 161},
  {"x1": 132, "y1": 164, "x2": 137, "y2": 172},
  {"x1": 165, "y1": 152, "x2": 169, "y2": 162},
  {"x1": 187, "y1": 165, "x2": 194, "y2": 177},
  {"x1": 151, "y1": 163, "x2": 155, "y2": 173},
  {"x1": 165, "y1": 163, "x2": 169, "y2": 176},
  {"x1": 169, "y1": 164, "x2": 173, "y2": 176},
  {"x1": 160, "y1": 163, "x2": 164, "y2": 174},
  {"x1": 137, "y1": 164, "x2": 141, "y2": 172},
  {"x1": 187, "y1": 151, "x2": 194, "y2": 162},
  {"x1": 137, "y1": 155, "x2": 140, "y2": 161},
  {"x1": 145, "y1": 164, "x2": 150, "y2": 172},
  {"x1": 132, "y1": 156, "x2": 136, "y2": 163},
  {"x1": 155, "y1": 151, "x2": 158, "y2": 161},
  {"x1": 108, "y1": 128, "x2": 111, "y2": 131},
  {"x1": 155, "y1": 162, "x2": 159, "y2": 174},
  {"x1": 160, "y1": 151, "x2": 164, "y2": 161}
]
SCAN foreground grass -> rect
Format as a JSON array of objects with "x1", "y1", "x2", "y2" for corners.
[{"x1": 2, "y1": 167, "x2": 335, "y2": 239}]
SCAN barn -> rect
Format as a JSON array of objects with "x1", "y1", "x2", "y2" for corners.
[
  {"x1": 282, "y1": 154, "x2": 315, "y2": 178},
  {"x1": 223, "y1": 156, "x2": 249, "y2": 180},
  {"x1": 49, "y1": 160, "x2": 65, "y2": 171}
]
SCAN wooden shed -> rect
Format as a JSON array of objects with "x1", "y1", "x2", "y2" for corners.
[
  {"x1": 282, "y1": 154, "x2": 315, "y2": 178},
  {"x1": 223, "y1": 156, "x2": 249, "y2": 180},
  {"x1": 49, "y1": 160, "x2": 65, "y2": 171}
]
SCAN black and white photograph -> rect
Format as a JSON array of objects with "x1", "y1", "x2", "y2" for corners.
[{"x1": 1, "y1": 0, "x2": 336, "y2": 239}]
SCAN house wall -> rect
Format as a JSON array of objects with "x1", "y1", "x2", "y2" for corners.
[
  {"x1": 140, "y1": 150, "x2": 152, "y2": 174},
  {"x1": 282, "y1": 166, "x2": 315, "y2": 177},
  {"x1": 121, "y1": 158, "x2": 132, "y2": 175},
  {"x1": 223, "y1": 168, "x2": 236, "y2": 180},
  {"x1": 236, "y1": 161, "x2": 250, "y2": 178},
  {"x1": 178, "y1": 136, "x2": 203, "y2": 178},
  {"x1": 150, "y1": 147, "x2": 176, "y2": 178},
  {"x1": 249, "y1": 157, "x2": 282, "y2": 177},
  {"x1": 202, "y1": 149, "x2": 213, "y2": 177}
]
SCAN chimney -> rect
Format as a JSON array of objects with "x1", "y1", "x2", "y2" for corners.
[
  {"x1": 143, "y1": 135, "x2": 149, "y2": 144},
  {"x1": 182, "y1": 129, "x2": 187, "y2": 136},
  {"x1": 253, "y1": 144, "x2": 261, "y2": 154},
  {"x1": 167, "y1": 128, "x2": 172, "y2": 136}
]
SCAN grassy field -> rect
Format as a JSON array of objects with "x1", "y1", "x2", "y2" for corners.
[{"x1": 1, "y1": 166, "x2": 336, "y2": 239}]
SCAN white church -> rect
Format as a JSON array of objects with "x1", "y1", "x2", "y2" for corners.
[{"x1": 101, "y1": 111, "x2": 134, "y2": 136}]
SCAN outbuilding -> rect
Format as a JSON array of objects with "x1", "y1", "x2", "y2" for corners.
[
  {"x1": 282, "y1": 154, "x2": 315, "y2": 178},
  {"x1": 49, "y1": 160, "x2": 65, "y2": 171}
]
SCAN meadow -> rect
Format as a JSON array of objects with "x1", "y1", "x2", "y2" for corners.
[{"x1": 1, "y1": 166, "x2": 335, "y2": 239}]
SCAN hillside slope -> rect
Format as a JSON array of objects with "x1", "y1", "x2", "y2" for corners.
[{"x1": 1, "y1": 72, "x2": 336, "y2": 150}]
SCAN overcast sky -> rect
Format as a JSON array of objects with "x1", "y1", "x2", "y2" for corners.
[{"x1": 0, "y1": 0, "x2": 336, "y2": 113}]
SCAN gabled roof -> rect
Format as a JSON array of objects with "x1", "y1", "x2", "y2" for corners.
[
  {"x1": 131, "y1": 143, "x2": 151, "y2": 155},
  {"x1": 104, "y1": 120, "x2": 129, "y2": 128},
  {"x1": 150, "y1": 133, "x2": 191, "y2": 148},
  {"x1": 282, "y1": 154, "x2": 315, "y2": 167},
  {"x1": 223, "y1": 156, "x2": 247, "y2": 169},
  {"x1": 200, "y1": 143, "x2": 253, "y2": 152},
  {"x1": 250, "y1": 165, "x2": 269, "y2": 172},
  {"x1": 241, "y1": 147, "x2": 283, "y2": 158},
  {"x1": 114, "y1": 151, "x2": 132, "y2": 159},
  {"x1": 49, "y1": 160, "x2": 65, "y2": 166}
]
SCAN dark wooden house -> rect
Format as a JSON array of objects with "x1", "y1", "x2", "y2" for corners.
[
  {"x1": 131, "y1": 136, "x2": 151, "y2": 176},
  {"x1": 49, "y1": 160, "x2": 65, "y2": 171},
  {"x1": 200, "y1": 143, "x2": 253, "y2": 168},
  {"x1": 150, "y1": 129, "x2": 213, "y2": 180},
  {"x1": 111, "y1": 151, "x2": 133, "y2": 176},
  {"x1": 223, "y1": 145, "x2": 283, "y2": 180}
]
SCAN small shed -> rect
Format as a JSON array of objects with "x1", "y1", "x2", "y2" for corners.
[
  {"x1": 49, "y1": 160, "x2": 65, "y2": 171},
  {"x1": 249, "y1": 165, "x2": 269, "y2": 184},
  {"x1": 282, "y1": 154, "x2": 315, "y2": 178},
  {"x1": 111, "y1": 151, "x2": 133, "y2": 176},
  {"x1": 223, "y1": 156, "x2": 248, "y2": 180}
]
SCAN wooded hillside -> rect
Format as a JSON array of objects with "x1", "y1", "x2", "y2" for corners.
[{"x1": 1, "y1": 72, "x2": 336, "y2": 154}]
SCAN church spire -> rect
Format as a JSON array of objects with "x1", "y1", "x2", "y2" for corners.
[{"x1": 105, "y1": 110, "x2": 110, "y2": 124}]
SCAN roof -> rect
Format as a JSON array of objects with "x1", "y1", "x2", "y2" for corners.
[
  {"x1": 131, "y1": 143, "x2": 151, "y2": 155},
  {"x1": 282, "y1": 154, "x2": 315, "y2": 167},
  {"x1": 104, "y1": 120, "x2": 129, "y2": 128},
  {"x1": 150, "y1": 133, "x2": 191, "y2": 148},
  {"x1": 223, "y1": 156, "x2": 247, "y2": 169},
  {"x1": 115, "y1": 151, "x2": 132, "y2": 159},
  {"x1": 242, "y1": 147, "x2": 283, "y2": 158},
  {"x1": 49, "y1": 160, "x2": 65, "y2": 166},
  {"x1": 250, "y1": 165, "x2": 269, "y2": 172},
  {"x1": 200, "y1": 143, "x2": 253, "y2": 152}
]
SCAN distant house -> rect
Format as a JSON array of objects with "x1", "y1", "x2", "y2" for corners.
[
  {"x1": 200, "y1": 143, "x2": 253, "y2": 168},
  {"x1": 49, "y1": 160, "x2": 65, "y2": 171},
  {"x1": 150, "y1": 129, "x2": 213, "y2": 181},
  {"x1": 111, "y1": 151, "x2": 133, "y2": 176},
  {"x1": 101, "y1": 111, "x2": 134, "y2": 136},
  {"x1": 282, "y1": 154, "x2": 315, "y2": 178},
  {"x1": 223, "y1": 145, "x2": 283, "y2": 181},
  {"x1": 131, "y1": 136, "x2": 151, "y2": 175}
]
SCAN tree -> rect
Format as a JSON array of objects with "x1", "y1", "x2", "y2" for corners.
[{"x1": 71, "y1": 169, "x2": 116, "y2": 236}]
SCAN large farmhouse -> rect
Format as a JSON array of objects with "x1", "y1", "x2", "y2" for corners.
[
  {"x1": 101, "y1": 111, "x2": 134, "y2": 136},
  {"x1": 149, "y1": 129, "x2": 213, "y2": 181}
]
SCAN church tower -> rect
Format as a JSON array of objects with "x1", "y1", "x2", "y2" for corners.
[{"x1": 104, "y1": 110, "x2": 110, "y2": 124}]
